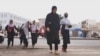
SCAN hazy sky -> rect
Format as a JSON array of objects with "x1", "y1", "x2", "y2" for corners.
[{"x1": 0, "y1": 0, "x2": 100, "y2": 24}]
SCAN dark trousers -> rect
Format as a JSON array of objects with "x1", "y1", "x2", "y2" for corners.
[
  {"x1": 23, "y1": 37, "x2": 28, "y2": 47},
  {"x1": 61, "y1": 25, "x2": 70, "y2": 50},
  {"x1": 0, "y1": 36, "x2": 4, "y2": 43},
  {"x1": 49, "y1": 44, "x2": 58, "y2": 50},
  {"x1": 20, "y1": 38, "x2": 23, "y2": 45},
  {"x1": 31, "y1": 33, "x2": 38, "y2": 45},
  {"x1": 62, "y1": 30, "x2": 69, "y2": 49},
  {"x1": 7, "y1": 35, "x2": 14, "y2": 47},
  {"x1": 21, "y1": 34, "x2": 28, "y2": 48},
  {"x1": 20, "y1": 35, "x2": 24, "y2": 45},
  {"x1": 62, "y1": 44, "x2": 67, "y2": 50}
]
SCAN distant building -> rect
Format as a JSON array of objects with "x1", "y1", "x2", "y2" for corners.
[
  {"x1": 93, "y1": 22, "x2": 100, "y2": 29},
  {"x1": 71, "y1": 23, "x2": 82, "y2": 37},
  {"x1": 0, "y1": 12, "x2": 28, "y2": 29},
  {"x1": 81, "y1": 19, "x2": 97, "y2": 29},
  {"x1": 81, "y1": 19, "x2": 97, "y2": 38}
]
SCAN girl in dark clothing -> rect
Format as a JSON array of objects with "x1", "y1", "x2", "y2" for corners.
[
  {"x1": 21, "y1": 21, "x2": 30, "y2": 48},
  {"x1": 30, "y1": 20, "x2": 39, "y2": 48},
  {"x1": 5, "y1": 20, "x2": 18, "y2": 48},
  {"x1": 19, "y1": 24, "x2": 24, "y2": 46},
  {"x1": 45, "y1": 6, "x2": 60, "y2": 55}
]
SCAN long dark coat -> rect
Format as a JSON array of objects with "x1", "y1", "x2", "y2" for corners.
[{"x1": 45, "y1": 12, "x2": 60, "y2": 44}]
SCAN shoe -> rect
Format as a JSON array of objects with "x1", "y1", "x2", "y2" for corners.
[
  {"x1": 20, "y1": 44, "x2": 22, "y2": 46},
  {"x1": 54, "y1": 50, "x2": 60, "y2": 55},
  {"x1": 11, "y1": 44, "x2": 13, "y2": 47},
  {"x1": 7, "y1": 46, "x2": 9, "y2": 49},
  {"x1": 62, "y1": 46, "x2": 64, "y2": 51},
  {"x1": 22, "y1": 46, "x2": 27, "y2": 49},
  {"x1": 63, "y1": 49, "x2": 67, "y2": 52},
  {"x1": 62, "y1": 47, "x2": 67, "y2": 52},
  {"x1": 49, "y1": 50, "x2": 53, "y2": 53},
  {"x1": 32, "y1": 45, "x2": 34, "y2": 48}
]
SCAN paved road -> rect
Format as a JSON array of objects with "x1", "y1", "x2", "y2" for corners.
[
  {"x1": 0, "y1": 46, "x2": 100, "y2": 56},
  {"x1": 0, "y1": 38, "x2": 100, "y2": 56},
  {"x1": 1, "y1": 38, "x2": 100, "y2": 46}
]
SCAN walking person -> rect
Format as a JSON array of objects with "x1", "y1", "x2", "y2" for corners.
[
  {"x1": 21, "y1": 21, "x2": 30, "y2": 48},
  {"x1": 30, "y1": 20, "x2": 39, "y2": 48},
  {"x1": 19, "y1": 24, "x2": 24, "y2": 46},
  {"x1": 60, "y1": 13, "x2": 72, "y2": 52},
  {"x1": 45, "y1": 6, "x2": 60, "y2": 55},
  {"x1": 5, "y1": 20, "x2": 18, "y2": 48}
]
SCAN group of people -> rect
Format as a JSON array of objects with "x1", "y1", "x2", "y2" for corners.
[
  {"x1": 1, "y1": 6, "x2": 72, "y2": 55},
  {"x1": 5, "y1": 20, "x2": 40, "y2": 49},
  {"x1": 45, "y1": 6, "x2": 72, "y2": 55}
]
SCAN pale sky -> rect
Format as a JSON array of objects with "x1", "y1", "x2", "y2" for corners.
[{"x1": 0, "y1": 0, "x2": 100, "y2": 24}]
